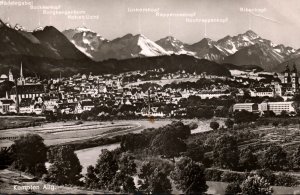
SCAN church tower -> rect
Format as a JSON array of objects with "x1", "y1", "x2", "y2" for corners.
[
  {"x1": 284, "y1": 64, "x2": 291, "y2": 84},
  {"x1": 8, "y1": 69, "x2": 13, "y2": 82},
  {"x1": 291, "y1": 63, "x2": 299, "y2": 92},
  {"x1": 19, "y1": 62, "x2": 25, "y2": 85}
]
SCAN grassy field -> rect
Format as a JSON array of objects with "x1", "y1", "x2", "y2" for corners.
[
  {"x1": 0, "y1": 118, "x2": 220, "y2": 147},
  {"x1": 0, "y1": 116, "x2": 45, "y2": 130}
]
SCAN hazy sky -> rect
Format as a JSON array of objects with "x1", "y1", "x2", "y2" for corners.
[{"x1": 1, "y1": 0, "x2": 300, "y2": 48}]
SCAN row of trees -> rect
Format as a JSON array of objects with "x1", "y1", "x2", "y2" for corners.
[{"x1": 86, "y1": 149, "x2": 209, "y2": 194}]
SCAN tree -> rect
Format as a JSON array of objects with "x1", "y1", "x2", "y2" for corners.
[
  {"x1": 109, "y1": 153, "x2": 137, "y2": 193},
  {"x1": 184, "y1": 141, "x2": 205, "y2": 162},
  {"x1": 292, "y1": 146, "x2": 300, "y2": 169},
  {"x1": 150, "y1": 129, "x2": 186, "y2": 159},
  {"x1": 85, "y1": 165, "x2": 99, "y2": 189},
  {"x1": 121, "y1": 133, "x2": 150, "y2": 152},
  {"x1": 171, "y1": 157, "x2": 208, "y2": 194},
  {"x1": 188, "y1": 122, "x2": 198, "y2": 130},
  {"x1": 213, "y1": 134, "x2": 239, "y2": 170},
  {"x1": 94, "y1": 149, "x2": 118, "y2": 189},
  {"x1": 225, "y1": 182, "x2": 241, "y2": 195},
  {"x1": 80, "y1": 110, "x2": 90, "y2": 121},
  {"x1": 263, "y1": 145, "x2": 287, "y2": 171},
  {"x1": 0, "y1": 149, "x2": 13, "y2": 169},
  {"x1": 138, "y1": 161, "x2": 172, "y2": 194},
  {"x1": 280, "y1": 110, "x2": 288, "y2": 117},
  {"x1": 239, "y1": 146, "x2": 258, "y2": 171},
  {"x1": 225, "y1": 118, "x2": 234, "y2": 129},
  {"x1": 11, "y1": 134, "x2": 47, "y2": 177},
  {"x1": 170, "y1": 121, "x2": 191, "y2": 139},
  {"x1": 47, "y1": 145, "x2": 82, "y2": 185},
  {"x1": 241, "y1": 175, "x2": 272, "y2": 195},
  {"x1": 234, "y1": 110, "x2": 259, "y2": 124},
  {"x1": 281, "y1": 120, "x2": 289, "y2": 142},
  {"x1": 256, "y1": 169, "x2": 276, "y2": 185},
  {"x1": 210, "y1": 121, "x2": 220, "y2": 130},
  {"x1": 86, "y1": 150, "x2": 137, "y2": 193},
  {"x1": 109, "y1": 171, "x2": 136, "y2": 193},
  {"x1": 272, "y1": 121, "x2": 279, "y2": 128},
  {"x1": 118, "y1": 153, "x2": 136, "y2": 176}
]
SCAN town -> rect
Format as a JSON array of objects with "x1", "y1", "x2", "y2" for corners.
[{"x1": 0, "y1": 63, "x2": 299, "y2": 119}]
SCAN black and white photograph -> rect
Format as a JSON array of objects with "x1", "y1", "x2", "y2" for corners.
[{"x1": 0, "y1": 0, "x2": 300, "y2": 194}]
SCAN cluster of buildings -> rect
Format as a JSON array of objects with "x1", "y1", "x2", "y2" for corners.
[
  {"x1": 233, "y1": 64, "x2": 300, "y2": 115},
  {"x1": 0, "y1": 63, "x2": 229, "y2": 117},
  {"x1": 0, "y1": 63, "x2": 299, "y2": 117}
]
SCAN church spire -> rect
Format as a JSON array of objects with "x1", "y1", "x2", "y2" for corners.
[
  {"x1": 20, "y1": 62, "x2": 23, "y2": 78},
  {"x1": 8, "y1": 69, "x2": 13, "y2": 82},
  {"x1": 19, "y1": 62, "x2": 25, "y2": 85}
]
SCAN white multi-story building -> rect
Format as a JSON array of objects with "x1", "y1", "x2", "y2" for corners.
[
  {"x1": 233, "y1": 103, "x2": 259, "y2": 112},
  {"x1": 233, "y1": 101, "x2": 296, "y2": 116},
  {"x1": 260, "y1": 101, "x2": 296, "y2": 115}
]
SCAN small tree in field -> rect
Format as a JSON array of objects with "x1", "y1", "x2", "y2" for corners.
[
  {"x1": 210, "y1": 121, "x2": 220, "y2": 130},
  {"x1": 225, "y1": 119, "x2": 234, "y2": 129},
  {"x1": 272, "y1": 121, "x2": 279, "y2": 128}
]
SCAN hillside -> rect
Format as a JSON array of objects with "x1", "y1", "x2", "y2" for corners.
[{"x1": 0, "y1": 54, "x2": 231, "y2": 78}]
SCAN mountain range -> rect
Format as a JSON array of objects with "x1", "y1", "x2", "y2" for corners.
[
  {"x1": 1, "y1": 19, "x2": 299, "y2": 77},
  {"x1": 63, "y1": 26, "x2": 300, "y2": 71}
]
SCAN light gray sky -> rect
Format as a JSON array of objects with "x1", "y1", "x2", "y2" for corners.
[{"x1": 1, "y1": 0, "x2": 300, "y2": 48}]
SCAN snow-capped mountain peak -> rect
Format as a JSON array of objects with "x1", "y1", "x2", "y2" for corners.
[
  {"x1": 155, "y1": 36, "x2": 193, "y2": 55},
  {"x1": 34, "y1": 26, "x2": 45, "y2": 32},
  {"x1": 14, "y1": 24, "x2": 25, "y2": 31},
  {"x1": 136, "y1": 34, "x2": 169, "y2": 57},
  {"x1": 243, "y1": 30, "x2": 259, "y2": 40},
  {"x1": 75, "y1": 26, "x2": 95, "y2": 33}
]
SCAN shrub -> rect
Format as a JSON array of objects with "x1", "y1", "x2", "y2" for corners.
[
  {"x1": 221, "y1": 171, "x2": 247, "y2": 184},
  {"x1": 274, "y1": 172, "x2": 298, "y2": 187},
  {"x1": 188, "y1": 122, "x2": 198, "y2": 130},
  {"x1": 241, "y1": 175, "x2": 272, "y2": 195},
  {"x1": 225, "y1": 182, "x2": 241, "y2": 195},
  {"x1": 263, "y1": 145, "x2": 287, "y2": 171},
  {"x1": 204, "y1": 168, "x2": 223, "y2": 181},
  {"x1": 255, "y1": 169, "x2": 276, "y2": 185}
]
